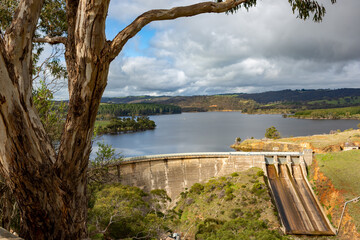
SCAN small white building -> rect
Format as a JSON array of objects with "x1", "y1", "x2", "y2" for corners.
[{"x1": 343, "y1": 142, "x2": 359, "y2": 151}]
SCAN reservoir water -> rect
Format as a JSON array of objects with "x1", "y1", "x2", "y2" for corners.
[{"x1": 93, "y1": 112, "x2": 360, "y2": 158}]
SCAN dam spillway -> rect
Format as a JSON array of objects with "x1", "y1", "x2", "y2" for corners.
[{"x1": 266, "y1": 164, "x2": 335, "y2": 235}]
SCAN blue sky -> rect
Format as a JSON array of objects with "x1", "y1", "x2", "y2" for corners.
[
  {"x1": 55, "y1": 0, "x2": 360, "y2": 99},
  {"x1": 106, "y1": 18, "x2": 156, "y2": 58}
]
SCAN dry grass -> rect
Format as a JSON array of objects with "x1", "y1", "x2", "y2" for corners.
[
  {"x1": 275, "y1": 129, "x2": 360, "y2": 149},
  {"x1": 237, "y1": 129, "x2": 360, "y2": 151}
]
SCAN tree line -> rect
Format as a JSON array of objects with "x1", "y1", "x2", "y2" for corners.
[
  {"x1": 98, "y1": 103, "x2": 182, "y2": 117},
  {"x1": 291, "y1": 106, "x2": 360, "y2": 119}
]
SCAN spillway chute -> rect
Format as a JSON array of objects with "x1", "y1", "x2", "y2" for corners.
[{"x1": 266, "y1": 163, "x2": 335, "y2": 235}]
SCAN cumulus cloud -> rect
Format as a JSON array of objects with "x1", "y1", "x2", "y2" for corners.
[{"x1": 102, "y1": 0, "x2": 360, "y2": 97}]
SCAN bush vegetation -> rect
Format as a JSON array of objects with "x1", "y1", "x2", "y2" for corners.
[
  {"x1": 292, "y1": 106, "x2": 360, "y2": 119},
  {"x1": 87, "y1": 184, "x2": 175, "y2": 240},
  {"x1": 173, "y1": 168, "x2": 285, "y2": 239},
  {"x1": 265, "y1": 126, "x2": 281, "y2": 139},
  {"x1": 94, "y1": 116, "x2": 156, "y2": 135}
]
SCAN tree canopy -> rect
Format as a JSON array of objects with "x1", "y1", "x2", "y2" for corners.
[{"x1": 265, "y1": 126, "x2": 281, "y2": 139}]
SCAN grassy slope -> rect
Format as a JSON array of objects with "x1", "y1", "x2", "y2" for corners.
[
  {"x1": 316, "y1": 150, "x2": 360, "y2": 232},
  {"x1": 276, "y1": 129, "x2": 360, "y2": 149},
  {"x1": 173, "y1": 168, "x2": 286, "y2": 239},
  {"x1": 94, "y1": 120, "x2": 110, "y2": 128}
]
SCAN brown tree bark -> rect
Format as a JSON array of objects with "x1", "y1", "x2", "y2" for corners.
[
  {"x1": 1, "y1": 189, "x2": 11, "y2": 230},
  {"x1": 0, "y1": 1, "x2": 65, "y2": 238},
  {"x1": 0, "y1": 0, "x2": 247, "y2": 239}
]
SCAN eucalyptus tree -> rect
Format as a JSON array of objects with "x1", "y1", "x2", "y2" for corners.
[{"x1": 0, "y1": 0, "x2": 336, "y2": 239}]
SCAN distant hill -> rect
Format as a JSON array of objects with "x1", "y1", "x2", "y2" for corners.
[
  {"x1": 101, "y1": 88, "x2": 360, "y2": 112},
  {"x1": 232, "y1": 88, "x2": 360, "y2": 103}
]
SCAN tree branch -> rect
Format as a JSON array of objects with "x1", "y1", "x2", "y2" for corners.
[
  {"x1": 109, "y1": 0, "x2": 247, "y2": 61},
  {"x1": 34, "y1": 36, "x2": 67, "y2": 45}
]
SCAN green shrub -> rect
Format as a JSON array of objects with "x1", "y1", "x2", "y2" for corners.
[
  {"x1": 241, "y1": 201, "x2": 248, "y2": 207},
  {"x1": 251, "y1": 182, "x2": 266, "y2": 196},
  {"x1": 195, "y1": 217, "x2": 289, "y2": 240},
  {"x1": 190, "y1": 183, "x2": 204, "y2": 194},
  {"x1": 225, "y1": 188, "x2": 234, "y2": 195},
  {"x1": 230, "y1": 208, "x2": 243, "y2": 219},
  {"x1": 249, "y1": 197, "x2": 257, "y2": 204},
  {"x1": 206, "y1": 194, "x2": 217, "y2": 203},
  {"x1": 327, "y1": 214, "x2": 332, "y2": 224},
  {"x1": 265, "y1": 126, "x2": 281, "y2": 139},
  {"x1": 180, "y1": 191, "x2": 187, "y2": 199},
  {"x1": 225, "y1": 194, "x2": 235, "y2": 201},
  {"x1": 229, "y1": 212, "x2": 238, "y2": 219},
  {"x1": 256, "y1": 170, "x2": 265, "y2": 177}
]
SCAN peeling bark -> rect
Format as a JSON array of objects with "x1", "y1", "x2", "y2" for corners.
[{"x1": 0, "y1": 0, "x2": 250, "y2": 239}]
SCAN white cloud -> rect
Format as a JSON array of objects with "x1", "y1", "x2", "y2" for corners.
[
  {"x1": 108, "y1": 0, "x2": 200, "y2": 24},
  {"x1": 91, "y1": 0, "x2": 360, "y2": 98}
]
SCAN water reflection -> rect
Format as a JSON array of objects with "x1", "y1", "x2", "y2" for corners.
[{"x1": 93, "y1": 112, "x2": 359, "y2": 157}]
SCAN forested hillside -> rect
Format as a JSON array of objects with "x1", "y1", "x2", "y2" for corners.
[
  {"x1": 234, "y1": 88, "x2": 360, "y2": 103},
  {"x1": 97, "y1": 103, "x2": 181, "y2": 116},
  {"x1": 101, "y1": 88, "x2": 360, "y2": 113}
]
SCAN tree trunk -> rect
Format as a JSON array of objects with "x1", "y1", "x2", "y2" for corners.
[
  {"x1": 0, "y1": 0, "x2": 249, "y2": 238},
  {"x1": 0, "y1": 0, "x2": 110, "y2": 238}
]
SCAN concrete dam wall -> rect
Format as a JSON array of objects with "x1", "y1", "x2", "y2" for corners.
[
  {"x1": 112, "y1": 151, "x2": 313, "y2": 200},
  {"x1": 111, "y1": 150, "x2": 335, "y2": 236}
]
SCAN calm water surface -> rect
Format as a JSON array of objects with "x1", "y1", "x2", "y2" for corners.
[{"x1": 93, "y1": 112, "x2": 360, "y2": 157}]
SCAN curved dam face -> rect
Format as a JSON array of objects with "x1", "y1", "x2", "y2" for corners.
[
  {"x1": 118, "y1": 152, "x2": 270, "y2": 199},
  {"x1": 117, "y1": 152, "x2": 310, "y2": 200}
]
